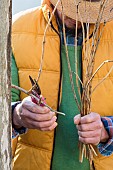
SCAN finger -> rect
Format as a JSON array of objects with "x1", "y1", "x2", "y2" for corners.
[
  {"x1": 79, "y1": 136, "x2": 100, "y2": 145},
  {"x1": 21, "y1": 108, "x2": 55, "y2": 122},
  {"x1": 28, "y1": 116, "x2": 57, "y2": 129},
  {"x1": 78, "y1": 129, "x2": 101, "y2": 138},
  {"x1": 100, "y1": 123, "x2": 109, "y2": 142},
  {"x1": 76, "y1": 120, "x2": 102, "y2": 131},
  {"x1": 74, "y1": 114, "x2": 81, "y2": 125},
  {"x1": 80, "y1": 112, "x2": 100, "y2": 124},
  {"x1": 41, "y1": 122, "x2": 58, "y2": 131},
  {"x1": 22, "y1": 100, "x2": 50, "y2": 114}
]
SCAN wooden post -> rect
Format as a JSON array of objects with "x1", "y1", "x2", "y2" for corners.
[{"x1": 0, "y1": 0, "x2": 12, "y2": 169}]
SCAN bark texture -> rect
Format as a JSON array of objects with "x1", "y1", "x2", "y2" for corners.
[{"x1": 0, "y1": 0, "x2": 12, "y2": 169}]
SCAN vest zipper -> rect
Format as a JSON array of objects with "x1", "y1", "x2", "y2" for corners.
[{"x1": 50, "y1": 20, "x2": 62, "y2": 170}]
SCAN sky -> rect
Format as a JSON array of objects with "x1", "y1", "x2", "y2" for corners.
[{"x1": 12, "y1": 0, "x2": 41, "y2": 15}]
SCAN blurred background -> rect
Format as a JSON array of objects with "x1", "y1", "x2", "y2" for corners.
[{"x1": 12, "y1": 0, "x2": 41, "y2": 15}]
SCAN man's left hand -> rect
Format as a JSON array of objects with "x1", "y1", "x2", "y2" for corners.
[{"x1": 74, "y1": 112, "x2": 109, "y2": 145}]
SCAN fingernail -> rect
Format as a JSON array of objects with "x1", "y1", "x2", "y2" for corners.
[
  {"x1": 74, "y1": 118, "x2": 77, "y2": 123},
  {"x1": 51, "y1": 112, "x2": 55, "y2": 116},
  {"x1": 55, "y1": 122, "x2": 58, "y2": 127},
  {"x1": 53, "y1": 116, "x2": 57, "y2": 121}
]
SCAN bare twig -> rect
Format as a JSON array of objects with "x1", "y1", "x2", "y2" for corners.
[
  {"x1": 75, "y1": 3, "x2": 82, "y2": 100},
  {"x1": 87, "y1": 60, "x2": 113, "y2": 87},
  {"x1": 61, "y1": 1, "x2": 81, "y2": 112},
  {"x1": 11, "y1": 84, "x2": 65, "y2": 116},
  {"x1": 79, "y1": 143, "x2": 86, "y2": 163},
  {"x1": 72, "y1": 71, "x2": 83, "y2": 87},
  {"x1": 37, "y1": 0, "x2": 61, "y2": 82},
  {"x1": 92, "y1": 65, "x2": 113, "y2": 93},
  {"x1": 28, "y1": 0, "x2": 61, "y2": 94}
]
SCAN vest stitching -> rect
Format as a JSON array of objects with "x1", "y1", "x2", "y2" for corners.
[{"x1": 18, "y1": 141, "x2": 52, "y2": 152}]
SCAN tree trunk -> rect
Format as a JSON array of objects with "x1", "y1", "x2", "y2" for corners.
[{"x1": 0, "y1": 0, "x2": 12, "y2": 169}]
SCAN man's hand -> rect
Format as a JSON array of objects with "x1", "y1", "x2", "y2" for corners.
[
  {"x1": 74, "y1": 112, "x2": 109, "y2": 145},
  {"x1": 13, "y1": 97, "x2": 57, "y2": 131}
]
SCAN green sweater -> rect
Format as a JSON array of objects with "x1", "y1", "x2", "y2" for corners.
[
  {"x1": 51, "y1": 45, "x2": 89, "y2": 170},
  {"x1": 11, "y1": 54, "x2": 20, "y2": 102}
]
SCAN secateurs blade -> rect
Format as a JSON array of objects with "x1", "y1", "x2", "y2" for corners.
[{"x1": 29, "y1": 75, "x2": 46, "y2": 106}]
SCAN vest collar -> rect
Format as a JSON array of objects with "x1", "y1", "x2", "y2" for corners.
[{"x1": 41, "y1": 0, "x2": 57, "y2": 25}]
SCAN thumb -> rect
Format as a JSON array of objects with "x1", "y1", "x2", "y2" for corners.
[{"x1": 74, "y1": 114, "x2": 81, "y2": 125}]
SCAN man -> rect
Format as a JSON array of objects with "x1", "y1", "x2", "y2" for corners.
[{"x1": 12, "y1": 0, "x2": 113, "y2": 169}]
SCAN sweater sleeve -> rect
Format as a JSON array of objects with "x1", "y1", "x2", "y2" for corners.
[
  {"x1": 11, "y1": 54, "x2": 27, "y2": 138},
  {"x1": 11, "y1": 54, "x2": 20, "y2": 102}
]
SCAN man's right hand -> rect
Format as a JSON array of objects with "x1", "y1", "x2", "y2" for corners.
[{"x1": 13, "y1": 97, "x2": 57, "y2": 131}]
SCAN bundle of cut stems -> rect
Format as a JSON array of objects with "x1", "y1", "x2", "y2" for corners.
[
  {"x1": 79, "y1": 1, "x2": 113, "y2": 168},
  {"x1": 61, "y1": 0, "x2": 113, "y2": 169}
]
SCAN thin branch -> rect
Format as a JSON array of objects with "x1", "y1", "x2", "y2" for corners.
[
  {"x1": 11, "y1": 84, "x2": 65, "y2": 116},
  {"x1": 28, "y1": 0, "x2": 61, "y2": 94},
  {"x1": 79, "y1": 143, "x2": 86, "y2": 163},
  {"x1": 75, "y1": 3, "x2": 81, "y2": 100},
  {"x1": 87, "y1": 21, "x2": 106, "y2": 78},
  {"x1": 86, "y1": 0, "x2": 108, "y2": 84},
  {"x1": 78, "y1": 7, "x2": 91, "y2": 116},
  {"x1": 89, "y1": 144, "x2": 97, "y2": 157},
  {"x1": 87, "y1": 60, "x2": 113, "y2": 87},
  {"x1": 37, "y1": 0, "x2": 61, "y2": 82},
  {"x1": 92, "y1": 65, "x2": 113, "y2": 93},
  {"x1": 61, "y1": 1, "x2": 81, "y2": 112},
  {"x1": 72, "y1": 71, "x2": 83, "y2": 87}
]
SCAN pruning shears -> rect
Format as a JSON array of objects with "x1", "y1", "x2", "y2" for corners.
[
  {"x1": 29, "y1": 75, "x2": 65, "y2": 116},
  {"x1": 29, "y1": 75, "x2": 46, "y2": 106}
]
